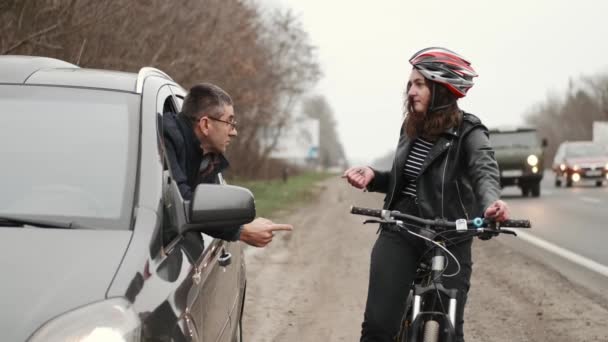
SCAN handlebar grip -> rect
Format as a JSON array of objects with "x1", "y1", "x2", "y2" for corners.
[
  {"x1": 500, "y1": 219, "x2": 531, "y2": 228},
  {"x1": 350, "y1": 206, "x2": 382, "y2": 218}
]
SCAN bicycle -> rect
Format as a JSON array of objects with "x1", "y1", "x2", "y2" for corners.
[{"x1": 350, "y1": 206, "x2": 531, "y2": 342}]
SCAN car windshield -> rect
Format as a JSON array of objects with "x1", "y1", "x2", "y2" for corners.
[
  {"x1": 490, "y1": 131, "x2": 539, "y2": 148},
  {"x1": 566, "y1": 143, "x2": 606, "y2": 158},
  {"x1": 0, "y1": 85, "x2": 139, "y2": 230}
]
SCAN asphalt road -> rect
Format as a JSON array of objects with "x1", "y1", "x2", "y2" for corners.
[{"x1": 499, "y1": 170, "x2": 608, "y2": 298}]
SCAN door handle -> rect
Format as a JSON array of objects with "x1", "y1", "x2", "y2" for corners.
[
  {"x1": 218, "y1": 251, "x2": 232, "y2": 267},
  {"x1": 192, "y1": 268, "x2": 201, "y2": 285}
]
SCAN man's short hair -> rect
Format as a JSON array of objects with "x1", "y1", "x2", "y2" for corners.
[{"x1": 181, "y1": 83, "x2": 233, "y2": 122}]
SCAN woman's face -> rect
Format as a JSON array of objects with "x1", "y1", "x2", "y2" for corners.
[{"x1": 407, "y1": 69, "x2": 431, "y2": 114}]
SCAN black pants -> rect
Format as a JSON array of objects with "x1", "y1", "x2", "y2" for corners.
[{"x1": 360, "y1": 198, "x2": 473, "y2": 342}]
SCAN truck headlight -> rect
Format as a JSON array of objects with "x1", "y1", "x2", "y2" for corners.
[
  {"x1": 560, "y1": 164, "x2": 566, "y2": 171},
  {"x1": 527, "y1": 154, "x2": 538, "y2": 166},
  {"x1": 28, "y1": 298, "x2": 141, "y2": 342}
]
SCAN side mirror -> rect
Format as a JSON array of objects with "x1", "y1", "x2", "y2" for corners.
[
  {"x1": 541, "y1": 138, "x2": 548, "y2": 148},
  {"x1": 180, "y1": 184, "x2": 256, "y2": 235}
]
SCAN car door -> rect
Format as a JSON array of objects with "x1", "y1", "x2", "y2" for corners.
[
  {"x1": 158, "y1": 85, "x2": 234, "y2": 342},
  {"x1": 211, "y1": 174, "x2": 245, "y2": 338}
]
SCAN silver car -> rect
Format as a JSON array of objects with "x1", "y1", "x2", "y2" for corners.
[{"x1": 0, "y1": 55, "x2": 251, "y2": 342}]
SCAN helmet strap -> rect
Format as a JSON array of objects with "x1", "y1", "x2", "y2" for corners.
[
  {"x1": 429, "y1": 82, "x2": 437, "y2": 112},
  {"x1": 428, "y1": 82, "x2": 456, "y2": 113}
]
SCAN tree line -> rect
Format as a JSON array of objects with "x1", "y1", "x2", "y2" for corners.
[
  {"x1": 525, "y1": 74, "x2": 608, "y2": 166},
  {"x1": 1, "y1": 0, "x2": 346, "y2": 178}
]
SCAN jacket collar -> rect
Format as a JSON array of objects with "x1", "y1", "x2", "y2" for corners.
[
  {"x1": 442, "y1": 125, "x2": 459, "y2": 138},
  {"x1": 176, "y1": 114, "x2": 204, "y2": 153}
]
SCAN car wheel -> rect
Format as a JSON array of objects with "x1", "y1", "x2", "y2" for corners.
[
  {"x1": 531, "y1": 182, "x2": 541, "y2": 197},
  {"x1": 566, "y1": 179, "x2": 573, "y2": 187},
  {"x1": 521, "y1": 186, "x2": 530, "y2": 197},
  {"x1": 596, "y1": 180, "x2": 603, "y2": 187},
  {"x1": 555, "y1": 178, "x2": 561, "y2": 187}
]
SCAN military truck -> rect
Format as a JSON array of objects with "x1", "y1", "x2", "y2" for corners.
[{"x1": 489, "y1": 127, "x2": 548, "y2": 197}]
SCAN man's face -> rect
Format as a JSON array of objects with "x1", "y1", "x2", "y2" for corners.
[{"x1": 198, "y1": 104, "x2": 238, "y2": 154}]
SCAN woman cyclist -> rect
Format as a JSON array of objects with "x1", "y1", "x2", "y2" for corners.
[{"x1": 343, "y1": 47, "x2": 509, "y2": 342}]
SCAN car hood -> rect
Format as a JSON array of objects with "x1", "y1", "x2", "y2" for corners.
[
  {"x1": 494, "y1": 146, "x2": 543, "y2": 167},
  {"x1": 0, "y1": 227, "x2": 132, "y2": 341},
  {"x1": 565, "y1": 156, "x2": 608, "y2": 167}
]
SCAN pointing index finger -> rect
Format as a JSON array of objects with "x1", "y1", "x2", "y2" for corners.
[{"x1": 267, "y1": 224, "x2": 293, "y2": 232}]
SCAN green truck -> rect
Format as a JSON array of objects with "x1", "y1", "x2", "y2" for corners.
[{"x1": 489, "y1": 127, "x2": 548, "y2": 197}]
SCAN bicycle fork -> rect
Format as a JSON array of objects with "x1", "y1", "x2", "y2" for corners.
[{"x1": 410, "y1": 249, "x2": 458, "y2": 340}]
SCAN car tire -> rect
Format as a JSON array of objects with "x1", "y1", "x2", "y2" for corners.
[
  {"x1": 555, "y1": 178, "x2": 561, "y2": 187},
  {"x1": 531, "y1": 182, "x2": 541, "y2": 197},
  {"x1": 521, "y1": 186, "x2": 530, "y2": 197},
  {"x1": 596, "y1": 180, "x2": 603, "y2": 187},
  {"x1": 566, "y1": 179, "x2": 573, "y2": 187}
]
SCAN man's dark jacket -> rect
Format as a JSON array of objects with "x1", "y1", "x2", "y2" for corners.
[
  {"x1": 162, "y1": 112, "x2": 240, "y2": 241},
  {"x1": 367, "y1": 112, "x2": 501, "y2": 221}
]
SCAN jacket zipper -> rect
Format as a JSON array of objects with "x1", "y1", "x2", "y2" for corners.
[
  {"x1": 386, "y1": 154, "x2": 398, "y2": 208},
  {"x1": 455, "y1": 181, "x2": 469, "y2": 219},
  {"x1": 441, "y1": 142, "x2": 452, "y2": 218}
]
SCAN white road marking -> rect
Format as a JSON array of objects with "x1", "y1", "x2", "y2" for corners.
[
  {"x1": 580, "y1": 196, "x2": 601, "y2": 204},
  {"x1": 516, "y1": 230, "x2": 608, "y2": 278}
]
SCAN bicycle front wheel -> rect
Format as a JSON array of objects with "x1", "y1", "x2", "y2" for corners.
[{"x1": 422, "y1": 320, "x2": 440, "y2": 342}]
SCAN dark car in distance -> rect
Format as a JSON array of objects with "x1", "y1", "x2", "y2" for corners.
[
  {"x1": 0, "y1": 55, "x2": 251, "y2": 342},
  {"x1": 552, "y1": 141, "x2": 608, "y2": 187},
  {"x1": 489, "y1": 127, "x2": 548, "y2": 197}
]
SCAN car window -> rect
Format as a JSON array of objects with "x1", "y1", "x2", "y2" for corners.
[
  {"x1": 0, "y1": 85, "x2": 139, "y2": 230},
  {"x1": 566, "y1": 143, "x2": 606, "y2": 158},
  {"x1": 156, "y1": 86, "x2": 217, "y2": 254},
  {"x1": 171, "y1": 90, "x2": 184, "y2": 110}
]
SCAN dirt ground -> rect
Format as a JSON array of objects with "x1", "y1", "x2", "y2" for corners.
[{"x1": 242, "y1": 177, "x2": 608, "y2": 342}]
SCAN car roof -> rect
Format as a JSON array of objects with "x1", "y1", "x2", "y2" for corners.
[{"x1": 0, "y1": 55, "x2": 173, "y2": 93}]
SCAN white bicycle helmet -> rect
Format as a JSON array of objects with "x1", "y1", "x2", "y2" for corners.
[{"x1": 409, "y1": 47, "x2": 478, "y2": 98}]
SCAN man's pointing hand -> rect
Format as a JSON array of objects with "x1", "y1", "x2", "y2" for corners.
[{"x1": 240, "y1": 217, "x2": 293, "y2": 247}]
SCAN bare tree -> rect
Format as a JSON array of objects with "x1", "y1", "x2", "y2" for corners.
[
  {"x1": 2, "y1": 0, "x2": 322, "y2": 178},
  {"x1": 525, "y1": 73, "x2": 608, "y2": 166}
]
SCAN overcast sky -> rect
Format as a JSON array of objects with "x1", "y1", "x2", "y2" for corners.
[{"x1": 265, "y1": 0, "x2": 608, "y2": 164}]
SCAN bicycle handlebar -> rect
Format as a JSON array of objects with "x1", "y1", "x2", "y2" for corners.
[{"x1": 350, "y1": 206, "x2": 531, "y2": 229}]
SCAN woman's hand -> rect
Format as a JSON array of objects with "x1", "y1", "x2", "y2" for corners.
[
  {"x1": 342, "y1": 166, "x2": 375, "y2": 189},
  {"x1": 484, "y1": 200, "x2": 510, "y2": 222}
]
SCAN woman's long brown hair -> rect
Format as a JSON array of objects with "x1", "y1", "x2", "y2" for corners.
[{"x1": 403, "y1": 80, "x2": 462, "y2": 140}]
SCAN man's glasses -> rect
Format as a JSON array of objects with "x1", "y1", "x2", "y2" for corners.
[{"x1": 207, "y1": 117, "x2": 238, "y2": 130}]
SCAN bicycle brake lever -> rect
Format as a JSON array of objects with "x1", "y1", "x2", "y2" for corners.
[
  {"x1": 500, "y1": 229, "x2": 517, "y2": 236},
  {"x1": 363, "y1": 219, "x2": 386, "y2": 225}
]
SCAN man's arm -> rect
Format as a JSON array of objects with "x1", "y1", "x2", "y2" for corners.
[
  {"x1": 202, "y1": 218, "x2": 293, "y2": 247},
  {"x1": 204, "y1": 225, "x2": 243, "y2": 241}
]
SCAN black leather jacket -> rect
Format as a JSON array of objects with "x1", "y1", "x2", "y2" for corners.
[{"x1": 367, "y1": 112, "x2": 501, "y2": 220}]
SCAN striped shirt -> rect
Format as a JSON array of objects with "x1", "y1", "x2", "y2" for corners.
[{"x1": 402, "y1": 137, "x2": 434, "y2": 198}]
